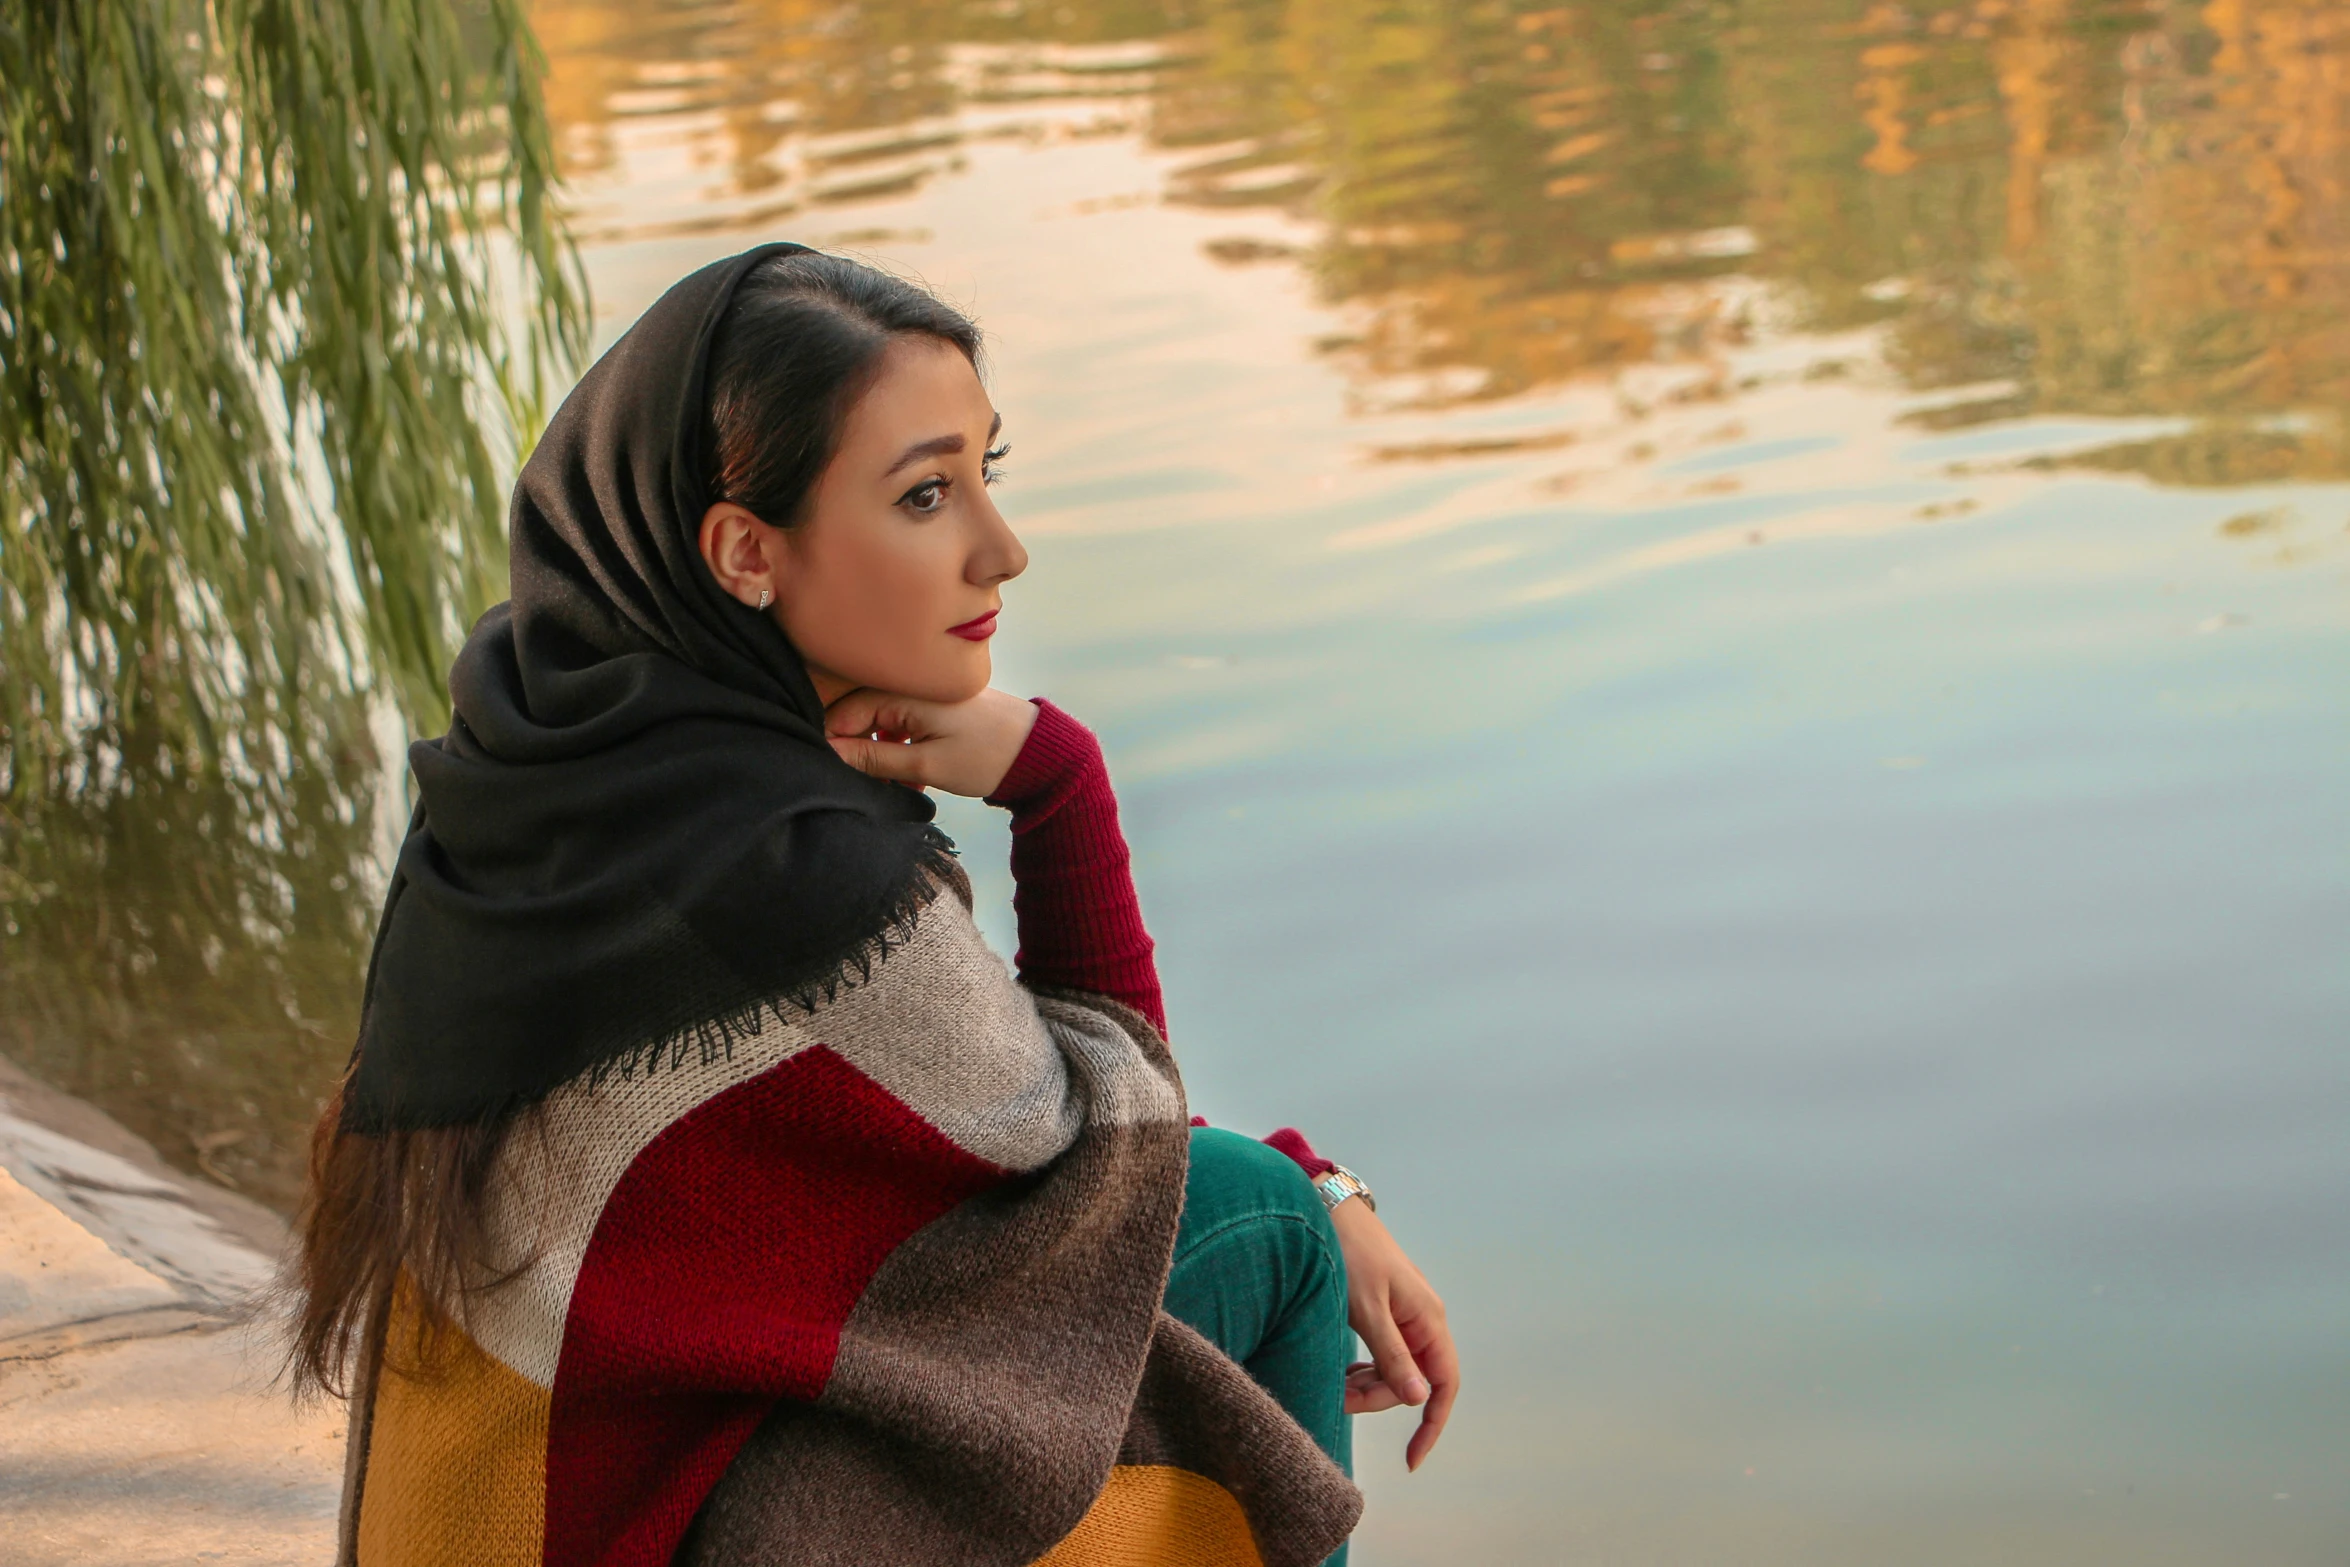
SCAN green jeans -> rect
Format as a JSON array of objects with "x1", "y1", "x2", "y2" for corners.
[{"x1": 1163, "y1": 1127, "x2": 1354, "y2": 1566}]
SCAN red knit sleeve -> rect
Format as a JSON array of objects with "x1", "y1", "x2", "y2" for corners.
[
  {"x1": 984, "y1": 699, "x2": 1165, "y2": 1035},
  {"x1": 987, "y1": 706, "x2": 1335, "y2": 1176},
  {"x1": 1259, "y1": 1126, "x2": 1337, "y2": 1179}
]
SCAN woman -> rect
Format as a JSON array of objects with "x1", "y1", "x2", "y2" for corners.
[{"x1": 292, "y1": 244, "x2": 1457, "y2": 1566}]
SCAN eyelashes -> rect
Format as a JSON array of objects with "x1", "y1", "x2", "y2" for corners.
[{"x1": 896, "y1": 441, "x2": 1012, "y2": 513}]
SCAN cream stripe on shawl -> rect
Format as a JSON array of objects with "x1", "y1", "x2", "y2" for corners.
[{"x1": 461, "y1": 888, "x2": 1176, "y2": 1389}]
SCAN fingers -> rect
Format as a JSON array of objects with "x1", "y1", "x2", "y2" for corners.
[
  {"x1": 825, "y1": 688, "x2": 936, "y2": 742},
  {"x1": 1398, "y1": 1298, "x2": 1459, "y2": 1472},
  {"x1": 827, "y1": 733, "x2": 925, "y2": 786},
  {"x1": 1352, "y1": 1293, "x2": 1431, "y2": 1413},
  {"x1": 1407, "y1": 1381, "x2": 1457, "y2": 1470},
  {"x1": 1352, "y1": 1292, "x2": 1460, "y2": 1468},
  {"x1": 825, "y1": 688, "x2": 941, "y2": 786},
  {"x1": 1342, "y1": 1360, "x2": 1407, "y2": 1416}
]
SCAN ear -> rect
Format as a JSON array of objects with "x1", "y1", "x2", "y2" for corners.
[{"x1": 698, "y1": 502, "x2": 781, "y2": 608}]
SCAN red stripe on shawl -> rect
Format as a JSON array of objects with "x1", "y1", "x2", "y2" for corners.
[{"x1": 542, "y1": 1045, "x2": 1005, "y2": 1566}]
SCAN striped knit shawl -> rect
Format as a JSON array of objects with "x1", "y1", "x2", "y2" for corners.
[{"x1": 339, "y1": 874, "x2": 1362, "y2": 1565}]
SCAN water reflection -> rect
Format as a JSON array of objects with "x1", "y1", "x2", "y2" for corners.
[
  {"x1": 0, "y1": 702, "x2": 378, "y2": 1212},
  {"x1": 537, "y1": 0, "x2": 2350, "y2": 474}
]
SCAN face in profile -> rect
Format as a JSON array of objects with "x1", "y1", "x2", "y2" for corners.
[{"x1": 701, "y1": 335, "x2": 1027, "y2": 706}]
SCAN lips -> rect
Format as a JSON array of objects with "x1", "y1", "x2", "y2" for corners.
[{"x1": 947, "y1": 610, "x2": 998, "y2": 641}]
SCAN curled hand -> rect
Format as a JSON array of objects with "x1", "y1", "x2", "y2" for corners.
[
  {"x1": 825, "y1": 687, "x2": 1039, "y2": 800},
  {"x1": 1331, "y1": 1197, "x2": 1458, "y2": 1470}
]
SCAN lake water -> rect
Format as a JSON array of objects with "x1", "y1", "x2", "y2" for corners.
[{"x1": 10, "y1": 0, "x2": 2350, "y2": 1559}]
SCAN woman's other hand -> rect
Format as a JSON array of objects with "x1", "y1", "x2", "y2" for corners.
[
  {"x1": 826, "y1": 686, "x2": 1039, "y2": 799},
  {"x1": 1331, "y1": 1197, "x2": 1458, "y2": 1471}
]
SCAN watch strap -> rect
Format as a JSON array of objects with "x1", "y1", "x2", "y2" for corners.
[{"x1": 1312, "y1": 1163, "x2": 1375, "y2": 1213}]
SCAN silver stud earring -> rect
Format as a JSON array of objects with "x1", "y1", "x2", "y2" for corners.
[{"x1": 756, "y1": 588, "x2": 771, "y2": 611}]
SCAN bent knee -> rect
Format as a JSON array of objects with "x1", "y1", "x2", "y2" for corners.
[{"x1": 1182, "y1": 1127, "x2": 1334, "y2": 1238}]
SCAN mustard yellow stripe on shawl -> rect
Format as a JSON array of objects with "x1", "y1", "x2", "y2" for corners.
[
  {"x1": 357, "y1": 1273, "x2": 548, "y2": 1566},
  {"x1": 1034, "y1": 1464, "x2": 1265, "y2": 1566}
]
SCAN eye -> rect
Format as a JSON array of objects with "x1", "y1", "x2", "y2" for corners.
[
  {"x1": 982, "y1": 441, "x2": 1010, "y2": 487},
  {"x1": 898, "y1": 479, "x2": 948, "y2": 514}
]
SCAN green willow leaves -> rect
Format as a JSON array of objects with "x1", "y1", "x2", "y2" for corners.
[
  {"x1": 1, "y1": 0, "x2": 588, "y2": 781},
  {"x1": 0, "y1": 0, "x2": 585, "y2": 1205}
]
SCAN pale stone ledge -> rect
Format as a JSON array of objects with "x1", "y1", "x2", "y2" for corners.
[{"x1": 0, "y1": 1056, "x2": 343, "y2": 1567}]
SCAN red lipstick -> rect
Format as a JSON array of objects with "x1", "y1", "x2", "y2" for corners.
[{"x1": 947, "y1": 610, "x2": 998, "y2": 642}]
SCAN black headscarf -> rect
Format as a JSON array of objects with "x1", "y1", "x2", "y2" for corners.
[{"x1": 342, "y1": 244, "x2": 953, "y2": 1132}]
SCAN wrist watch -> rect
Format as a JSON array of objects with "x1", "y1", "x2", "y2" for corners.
[{"x1": 1312, "y1": 1163, "x2": 1375, "y2": 1213}]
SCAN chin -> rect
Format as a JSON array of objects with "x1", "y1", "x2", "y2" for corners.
[{"x1": 907, "y1": 649, "x2": 991, "y2": 704}]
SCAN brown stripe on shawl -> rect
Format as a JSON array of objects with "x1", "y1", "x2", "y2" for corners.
[
  {"x1": 1114, "y1": 1314, "x2": 1363, "y2": 1565},
  {"x1": 680, "y1": 991, "x2": 1358, "y2": 1566}
]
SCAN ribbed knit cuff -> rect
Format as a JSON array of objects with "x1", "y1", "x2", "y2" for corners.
[
  {"x1": 984, "y1": 699, "x2": 1165, "y2": 1036},
  {"x1": 1260, "y1": 1126, "x2": 1337, "y2": 1179},
  {"x1": 985, "y1": 698, "x2": 1098, "y2": 814}
]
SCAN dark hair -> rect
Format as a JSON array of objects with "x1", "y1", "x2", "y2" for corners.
[
  {"x1": 284, "y1": 251, "x2": 980, "y2": 1400},
  {"x1": 283, "y1": 1081, "x2": 510, "y2": 1397},
  {"x1": 703, "y1": 251, "x2": 983, "y2": 525}
]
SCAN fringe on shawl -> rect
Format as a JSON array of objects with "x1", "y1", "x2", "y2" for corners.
[{"x1": 579, "y1": 829, "x2": 967, "y2": 1094}]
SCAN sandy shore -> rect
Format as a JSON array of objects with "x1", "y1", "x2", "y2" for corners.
[{"x1": 0, "y1": 1055, "x2": 344, "y2": 1565}]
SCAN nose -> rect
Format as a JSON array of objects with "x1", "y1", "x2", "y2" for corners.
[{"x1": 968, "y1": 486, "x2": 1028, "y2": 587}]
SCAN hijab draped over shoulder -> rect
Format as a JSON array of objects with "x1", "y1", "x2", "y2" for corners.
[{"x1": 343, "y1": 243, "x2": 952, "y2": 1132}]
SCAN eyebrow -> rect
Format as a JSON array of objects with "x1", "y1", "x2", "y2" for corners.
[{"x1": 885, "y1": 413, "x2": 1002, "y2": 477}]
